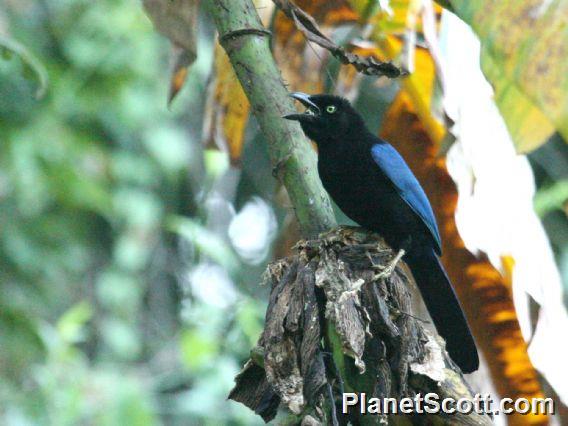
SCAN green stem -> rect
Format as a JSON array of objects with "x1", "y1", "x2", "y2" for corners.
[{"x1": 203, "y1": 0, "x2": 336, "y2": 237}]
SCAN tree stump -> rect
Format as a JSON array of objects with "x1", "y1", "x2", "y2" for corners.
[{"x1": 229, "y1": 227, "x2": 492, "y2": 425}]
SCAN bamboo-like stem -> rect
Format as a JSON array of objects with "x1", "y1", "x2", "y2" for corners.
[{"x1": 203, "y1": 0, "x2": 336, "y2": 237}]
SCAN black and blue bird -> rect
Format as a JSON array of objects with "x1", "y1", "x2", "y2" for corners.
[{"x1": 284, "y1": 92, "x2": 479, "y2": 373}]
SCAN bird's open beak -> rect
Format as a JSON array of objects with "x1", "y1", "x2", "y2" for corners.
[{"x1": 283, "y1": 92, "x2": 320, "y2": 121}]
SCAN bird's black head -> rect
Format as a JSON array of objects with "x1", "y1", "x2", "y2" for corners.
[{"x1": 283, "y1": 92, "x2": 365, "y2": 144}]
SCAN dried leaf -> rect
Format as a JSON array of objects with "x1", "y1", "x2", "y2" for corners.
[
  {"x1": 263, "y1": 259, "x2": 305, "y2": 414},
  {"x1": 228, "y1": 360, "x2": 280, "y2": 422},
  {"x1": 314, "y1": 248, "x2": 367, "y2": 372},
  {"x1": 443, "y1": 0, "x2": 567, "y2": 152},
  {"x1": 143, "y1": 0, "x2": 198, "y2": 104},
  {"x1": 273, "y1": 0, "x2": 406, "y2": 78},
  {"x1": 168, "y1": 45, "x2": 194, "y2": 104},
  {"x1": 202, "y1": 44, "x2": 250, "y2": 165},
  {"x1": 274, "y1": 0, "x2": 359, "y2": 94}
]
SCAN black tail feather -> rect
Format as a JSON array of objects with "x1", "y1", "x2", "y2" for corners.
[{"x1": 405, "y1": 249, "x2": 479, "y2": 373}]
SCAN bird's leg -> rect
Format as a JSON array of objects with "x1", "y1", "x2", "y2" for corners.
[
  {"x1": 341, "y1": 247, "x2": 405, "y2": 301},
  {"x1": 373, "y1": 248, "x2": 405, "y2": 281},
  {"x1": 371, "y1": 235, "x2": 411, "y2": 280}
]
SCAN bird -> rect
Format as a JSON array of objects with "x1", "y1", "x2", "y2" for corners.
[{"x1": 284, "y1": 92, "x2": 479, "y2": 374}]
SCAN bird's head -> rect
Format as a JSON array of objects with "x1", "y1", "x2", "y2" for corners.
[{"x1": 283, "y1": 92, "x2": 364, "y2": 144}]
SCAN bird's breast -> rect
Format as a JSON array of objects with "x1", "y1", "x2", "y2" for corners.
[
  {"x1": 317, "y1": 143, "x2": 425, "y2": 246},
  {"x1": 318, "y1": 145, "x2": 396, "y2": 221}
]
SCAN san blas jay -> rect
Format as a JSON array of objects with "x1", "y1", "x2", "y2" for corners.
[{"x1": 284, "y1": 92, "x2": 479, "y2": 374}]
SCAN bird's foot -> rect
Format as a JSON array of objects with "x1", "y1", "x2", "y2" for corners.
[{"x1": 373, "y1": 248, "x2": 405, "y2": 281}]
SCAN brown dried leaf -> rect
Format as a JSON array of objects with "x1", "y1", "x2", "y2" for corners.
[
  {"x1": 228, "y1": 360, "x2": 280, "y2": 422},
  {"x1": 273, "y1": 0, "x2": 406, "y2": 78},
  {"x1": 273, "y1": 0, "x2": 358, "y2": 94},
  {"x1": 263, "y1": 260, "x2": 305, "y2": 414},
  {"x1": 202, "y1": 44, "x2": 250, "y2": 165},
  {"x1": 143, "y1": 0, "x2": 198, "y2": 104},
  {"x1": 168, "y1": 46, "x2": 193, "y2": 104}
]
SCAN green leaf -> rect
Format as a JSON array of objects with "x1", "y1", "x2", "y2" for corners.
[
  {"x1": 180, "y1": 328, "x2": 219, "y2": 370},
  {"x1": 100, "y1": 318, "x2": 141, "y2": 359},
  {"x1": 236, "y1": 299, "x2": 264, "y2": 346},
  {"x1": 444, "y1": 0, "x2": 568, "y2": 153},
  {"x1": 204, "y1": 149, "x2": 230, "y2": 179},
  {"x1": 1, "y1": 45, "x2": 14, "y2": 60},
  {"x1": 56, "y1": 301, "x2": 93, "y2": 344},
  {"x1": 534, "y1": 180, "x2": 568, "y2": 217}
]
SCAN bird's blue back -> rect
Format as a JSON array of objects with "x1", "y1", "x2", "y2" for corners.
[{"x1": 370, "y1": 143, "x2": 442, "y2": 255}]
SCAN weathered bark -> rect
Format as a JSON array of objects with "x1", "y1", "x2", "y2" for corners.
[{"x1": 229, "y1": 228, "x2": 493, "y2": 425}]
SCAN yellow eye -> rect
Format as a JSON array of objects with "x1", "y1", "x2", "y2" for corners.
[{"x1": 326, "y1": 105, "x2": 337, "y2": 114}]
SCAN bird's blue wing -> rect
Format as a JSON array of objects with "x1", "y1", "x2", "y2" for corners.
[{"x1": 371, "y1": 143, "x2": 442, "y2": 255}]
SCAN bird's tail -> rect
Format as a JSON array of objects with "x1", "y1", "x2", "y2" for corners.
[{"x1": 405, "y1": 249, "x2": 479, "y2": 373}]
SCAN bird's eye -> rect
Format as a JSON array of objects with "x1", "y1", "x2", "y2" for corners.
[{"x1": 326, "y1": 105, "x2": 337, "y2": 114}]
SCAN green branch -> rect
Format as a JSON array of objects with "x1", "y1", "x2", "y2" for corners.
[{"x1": 203, "y1": 0, "x2": 336, "y2": 238}]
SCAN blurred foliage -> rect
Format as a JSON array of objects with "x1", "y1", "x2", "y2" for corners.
[
  {"x1": 443, "y1": 0, "x2": 568, "y2": 153},
  {"x1": 0, "y1": 0, "x2": 567, "y2": 424},
  {"x1": 0, "y1": 34, "x2": 48, "y2": 98},
  {"x1": 0, "y1": 0, "x2": 267, "y2": 424}
]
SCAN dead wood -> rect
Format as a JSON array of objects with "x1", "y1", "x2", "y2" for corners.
[
  {"x1": 272, "y1": 0, "x2": 407, "y2": 78},
  {"x1": 229, "y1": 226, "x2": 492, "y2": 425}
]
